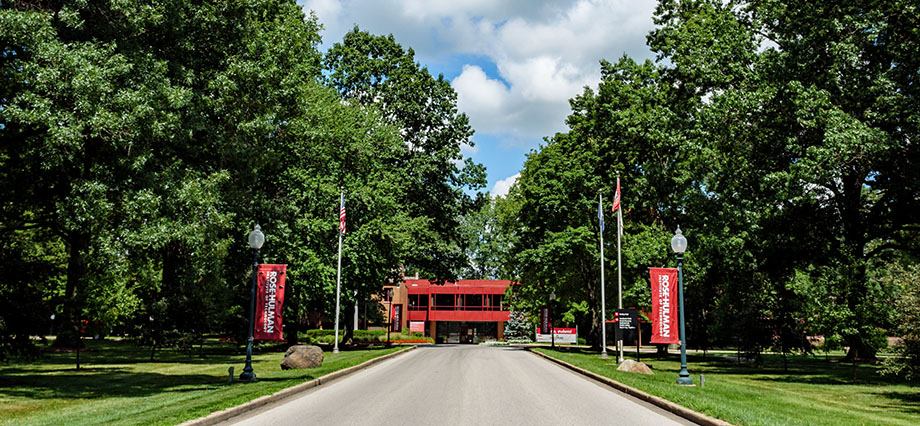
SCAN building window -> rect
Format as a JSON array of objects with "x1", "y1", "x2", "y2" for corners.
[
  {"x1": 464, "y1": 294, "x2": 483, "y2": 310},
  {"x1": 408, "y1": 294, "x2": 428, "y2": 311},
  {"x1": 433, "y1": 294, "x2": 454, "y2": 310}
]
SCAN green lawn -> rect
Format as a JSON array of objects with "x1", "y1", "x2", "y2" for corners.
[
  {"x1": 533, "y1": 347, "x2": 920, "y2": 426},
  {"x1": 0, "y1": 340, "x2": 403, "y2": 426}
]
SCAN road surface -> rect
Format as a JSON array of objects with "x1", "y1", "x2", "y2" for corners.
[{"x1": 225, "y1": 345, "x2": 695, "y2": 426}]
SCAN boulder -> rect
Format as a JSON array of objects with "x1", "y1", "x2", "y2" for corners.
[
  {"x1": 616, "y1": 359, "x2": 653, "y2": 375},
  {"x1": 280, "y1": 345, "x2": 324, "y2": 370}
]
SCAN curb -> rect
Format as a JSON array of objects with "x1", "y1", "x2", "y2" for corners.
[
  {"x1": 180, "y1": 346, "x2": 417, "y2": 426},
  {"x1": 527, "y1": 348, "x2": 732, "y2": 426}
]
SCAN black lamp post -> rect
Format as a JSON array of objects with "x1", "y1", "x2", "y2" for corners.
[
  {"x1": 550, "y1": 290, "x2": 556, "y2": 349},
  {"x1": 671, "y1": 226, "x2": 693, "y2": 386},
  {"x1": 240, "y1": 224, "x2": 264, "y2": 382},
  {"x1": 386, "y1": 288, "x2": 392, "y2": 346}
]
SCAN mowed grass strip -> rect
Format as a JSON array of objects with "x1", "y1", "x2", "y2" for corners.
[
  {"x1": 0, "y1": 340, "x2": 403, "y2": 426},
  {"x1": 533, "y1": 347, "x2": 920, "y2": 426}
]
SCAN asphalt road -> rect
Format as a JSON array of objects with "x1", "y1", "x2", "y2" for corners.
[{"x1": 225, "y1": 345, "x2": 695, "y2": 426}]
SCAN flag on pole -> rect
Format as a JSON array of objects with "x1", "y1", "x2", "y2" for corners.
[
  {"x1": 338, "y1": 193, "x2": 346, "y2": 234},
  {"x1": 598, "y1": 195, "x2": 605, "y2": 232},
  {"x1": 612, "y1": 177, "x2": 621, "y2": 212}
]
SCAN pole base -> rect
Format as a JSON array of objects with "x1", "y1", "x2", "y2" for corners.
[
  {"x1": 600, "y1": 351, "x2": 609, "y2": 359},
  {"x1": 239, "y1": 370, "x2": 256, "y2": 382},
  {"x1": 676, "y1": 374, "x2": 693, "y2": 386}
]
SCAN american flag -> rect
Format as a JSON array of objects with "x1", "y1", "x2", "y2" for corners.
[
  {"x1": 338, "y1": 193, "x2": 346, "y2": 234},
  {"x1": 612, "y1": 177, "x2": 621, "y2": 212}
]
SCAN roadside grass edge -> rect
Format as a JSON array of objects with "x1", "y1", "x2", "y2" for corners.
[
  {"x1": 526, "y1": 348, "x2": 732, "y2": 426},
  {"x1": 179, "y1": 345, "x2": 417, "y2": 426}
]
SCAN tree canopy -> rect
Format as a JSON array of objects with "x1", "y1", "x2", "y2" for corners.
[
  {"x1": 0, "y1": 1, "x2": 480, "y2": 358},
  {"x1": 506, "y1": 0, "x2": 920, "y2": 361}
]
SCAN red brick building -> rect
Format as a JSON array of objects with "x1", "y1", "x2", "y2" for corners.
[{"x1": 382, "y1": 279, "x2": 512, "y2": 343}]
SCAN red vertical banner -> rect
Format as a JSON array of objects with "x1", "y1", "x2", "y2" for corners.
[
  {"x1": 254, "y1": 264, "x2": 287, "y2": 341},
  {"x1": 540, "y1": 306, "x2": 551, "y2": 334},
  {"x1": 391, "y1": 304, "x2": 402, "y2": 332},
  {"x1": 649, "y1": 268, "x2": 679, "y2": 345}
]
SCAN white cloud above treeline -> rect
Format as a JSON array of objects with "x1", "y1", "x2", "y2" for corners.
[
  {"x1": 301, "y1": 0, "x2": 658, "y2": 143},
  {"x1": 491, "y1": 173, "x2": 520, "y2": 198}
]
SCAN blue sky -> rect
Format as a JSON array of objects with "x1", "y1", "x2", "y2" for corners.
[{"x1": 299, "y1": 0, "x2": 658, "y2": 196}]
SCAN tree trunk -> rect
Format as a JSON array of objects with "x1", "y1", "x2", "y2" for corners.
[
  {"x1": 844, "y1": 336, "x2": 877, "y2": 362},
  {"x1": 286, "y1": 303, "x2": 300, "y2": 346},
  {"x1": 343, "y1": 322, "x2": 354, "y2": 346},
  {"x1": 55, "y1": 231, "x2": 89, "y2": 348},
  {"x1": 840, "y1": 171, "x2": 877, "y2": 363},
  {"x1": 587, "y1": 302, "x2": 600, "y2": 351}
]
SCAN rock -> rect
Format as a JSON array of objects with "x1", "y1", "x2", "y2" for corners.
[
  {"x1": 617, "y1": 359, "x2": 653, "y2": 375},
  {"x1": 280, "y1": 345, "x2": 324, "y2": 370}
]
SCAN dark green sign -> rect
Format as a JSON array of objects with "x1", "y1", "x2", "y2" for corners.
[{"x1": 614, "y1": 309, "x2": 638, "y2": 342}]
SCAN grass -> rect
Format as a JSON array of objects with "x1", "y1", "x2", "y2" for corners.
[
  {"x1": 0, "y1": 339, "x2": 403, "y2": 426},
  {"x1": 533, "y1": 347, "x2": 920, "y2": 426}
]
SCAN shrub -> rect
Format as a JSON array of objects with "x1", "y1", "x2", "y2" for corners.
[
  {"x1": 883, "y1": 264, "x2": 920, "y2": 380},
  {"x1": 504, "y1": 309, "x2": 532, "y2": 342}
]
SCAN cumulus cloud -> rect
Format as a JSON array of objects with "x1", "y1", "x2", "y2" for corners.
[
  {"x1": 492, "y1": 173, "x2": 520, "y2": 198},
  {"x1": 304, "y1": 0, "x2": 342, "y2": 20},
  {"x1": 459, "y1": 141, "x2": 479, "y2": 156},
  {"x1": 301, "y1": 0, "x2": 657, "y2": 144}
]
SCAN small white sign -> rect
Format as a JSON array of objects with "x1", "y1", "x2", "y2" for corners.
[{"x1": 535, "y1": 327, "x2": 578, "y2": 344}]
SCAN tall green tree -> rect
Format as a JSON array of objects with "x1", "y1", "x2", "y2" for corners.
[
  {"x1": 510, "y1": 54, "x2": 696, "y2": 348},
  {"x1": 1, "y1": 1, "x2": 194, "y2": 346},
  {"x1": 649, "y1": 0, "x2": 920, "y2": 360},
  {"x1": 512, "y1": 0, "x2": 919, "y2": 361},
  {"x1": 323, "y1": 28, "x2": 486, "y2": 282},
  {"x1": 459, "y1": 194, "x2": 518, "y2": 280},
  {"x1": 0, "y1": 0, "x2": 332, "y2": 352}
]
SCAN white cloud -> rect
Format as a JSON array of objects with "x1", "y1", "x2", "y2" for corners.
[
  {"x1": 302, "y1": 0, "x2": 342, "y2": 23},
  {"x1": 492, "y1": 173, "x2": 520, "y2": 198},
  {"x1": 453, "y1": 58, "x2": 583, "y2": 140},
  {"x1": 459, "y1": 141, "x2": 479, "y2": 157},
  {"x1": 299, "y1": 0, "x2": 658, "y2": 181}
]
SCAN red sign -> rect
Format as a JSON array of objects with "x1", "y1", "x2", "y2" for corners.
[
  {"x1": 254, "y1": 264, "x2": 287, "y2": 340},
  {"x1": 391, "y1": 304, "x2": 402, "y2": 332},
  {"x1": 649, "y1": 268, "x2": 679, "y2": 345},
  {"x1": 540, "y1": 306, "x2": 551, "y2": 334},
  {"x1": 409, "y1": 321, "x2": 425, "y2": 333}
]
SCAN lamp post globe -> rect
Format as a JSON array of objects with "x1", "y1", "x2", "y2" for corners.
[
  {"x1": 672, "y1": 226, "x2": 693, "y2": 385},
  {"x1": 671, "y1": 226, "x2": 687, "y2": 254},
  {"x1": 249, "y1": 225, "x2": 265, "y2": 249},
  {"x1": 240, "y1": 224, "x2": 263, "y2": 382}
]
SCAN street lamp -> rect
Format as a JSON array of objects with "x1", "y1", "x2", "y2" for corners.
[
  {"x1": 671, "y1": 226, "x2": 692, "y2": 386},
  {"x1": 549, "y1": 290, "x2": 556, "y2": 349},
  {"x1": 240, "y1": 224, "x2": 264, "y2": 382},
  {"x1": 386, "y1": 288, "x2": 393, "y2": 346}
]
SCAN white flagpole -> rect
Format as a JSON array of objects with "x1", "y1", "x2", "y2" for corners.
[
  {"x1": 600, "y1": 192, "x2": 608, "y2": 359},
  {"x1": 333, "y1": 191, "x2": 344, "y2": 354},
  {"x1": 617, "y1": 175, "x2": 624, "y2": 362}
]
